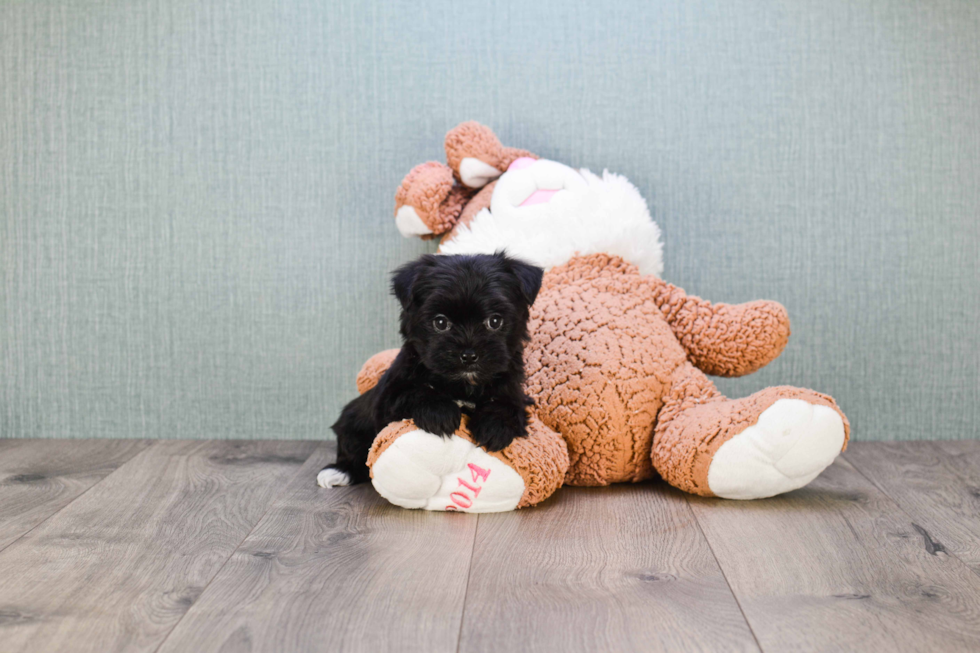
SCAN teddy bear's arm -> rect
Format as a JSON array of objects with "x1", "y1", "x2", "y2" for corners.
[
  {"x1": 355, "y1": 348, "x2": 400, "y2": 394},
  {"x1": 648, "y1": 279, "x2": 791, "y2": 377}
]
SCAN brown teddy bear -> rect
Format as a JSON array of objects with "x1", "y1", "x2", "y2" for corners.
[{"x1": 351, "y1": 122, "x2": 849, "y2": 512}]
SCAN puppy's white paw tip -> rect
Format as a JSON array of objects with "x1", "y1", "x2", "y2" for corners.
[{"x1": 317, "y1": 468, "x2": 351, "y2": 488}]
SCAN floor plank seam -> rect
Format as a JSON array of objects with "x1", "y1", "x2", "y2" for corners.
[
  {"x1": 684, "y1": 497, "x2": 765, "y2": 652},
  {"x1": 149, "y1": 443, "x2": 326, "y2": 653},
  {"x1": 0, "y1": 440, "x2": 160, "y2": 557},
  {"x1": 922, "y1": 442, "x2": 979, "y2": 492},
  {"x1": 455, "y1": 514, "x2": 481, "y2": 653},
  {"x1": 843, "y1": 451, "x2": 980, "y2": 582}
]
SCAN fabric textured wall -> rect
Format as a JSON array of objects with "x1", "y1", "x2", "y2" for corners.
[{"x1": 2, "y1": 0, "x2": 977, "y2": 441}]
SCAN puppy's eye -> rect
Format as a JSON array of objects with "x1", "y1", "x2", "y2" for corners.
[
  {"x1": 433, "y1": 315, "x2": 451, "y2": 332},
  {"x1": 485, "y1": 314, "x2": 503, "y2": 331}
]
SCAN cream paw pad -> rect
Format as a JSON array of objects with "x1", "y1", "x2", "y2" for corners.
[
  {"x1": 367, "y1": 417, "x2": 569, "y2": 513},
  {"x1": 707, "y1": 398, "x2": 847, "y2": 500}
]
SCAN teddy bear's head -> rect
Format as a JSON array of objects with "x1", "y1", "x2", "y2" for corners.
[
  {"x1": 393, "y1": 122, "x2": 664, "y2": 278},
  {"x1": 394, "y1": 123, "x2": 582, "y2": 239}
]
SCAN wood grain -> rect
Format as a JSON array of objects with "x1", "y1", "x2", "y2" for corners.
[
  {"x1": 689, "y1": 457, "x2": 980, "y2": 652},
  {"x1": 846, "y1": 441, "x2": 980, "y2": 576},
  {"x1": 156, "y1": 442, "x2": 479, "y2": 653},
  {"x1": 0, "y1": 439, "x2": 316, "y2": 653},
  {"x1": 0, "y1": 438, "x2": 151, "y2": 551},
  {"x1": 458, "y1": 483, "x2": 759, "y2": 653},
  {"x1": 5, "y1": 439, "x2": 980, "y2": 653}
]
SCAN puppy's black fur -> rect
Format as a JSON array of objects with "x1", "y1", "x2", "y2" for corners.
[{"x1": 321, "y1": 252, "x2": 544, "y2": 485}]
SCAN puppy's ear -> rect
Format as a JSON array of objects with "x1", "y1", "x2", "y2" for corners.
[
  {"x1": 503, "y1": 255, "x2": 544, "y2": 306},
  {"x1": 391, "y1": 255, "x2": 437, "y2": 310}
]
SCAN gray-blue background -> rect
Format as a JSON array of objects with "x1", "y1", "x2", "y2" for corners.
[{"x1": 2, "y1": 0, "x2": 978, "y2": 441}]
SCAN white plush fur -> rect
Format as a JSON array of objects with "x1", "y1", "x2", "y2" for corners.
[
  {"x1": 371, "y1": 430, "x2": 525, "y2": 513},
  {"x1": 395, "y1": 205, "x2": 433, "y2": 237},
  {"x1": 459, "y1": 157, "x2": 503, "y2": 188},
  {"x1": 440, "y1": 166, "x2": 664, "y2": 277},
  {"x1": 707, "y1": 399, "x2": 846, "y2": 500}
]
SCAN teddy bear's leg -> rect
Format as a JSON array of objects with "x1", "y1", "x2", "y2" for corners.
[
  {"x1": 367, "y1": 416, "x2": 569, "y2": 512},
  {"x1": 444, "y1": 121, "x2": 536, "y2": 188},
  {"x1": 652, "y1": 362, "x2": 849, "y2": 499},
  {"x1": 644, "y1": 277, "x2": 792, "y2": 377}
]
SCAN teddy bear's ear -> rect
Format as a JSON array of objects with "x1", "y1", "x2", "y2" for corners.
[
  {"x1": 394, "y1": 162, "x2": 472, "y2": 239},
  {"x1": 445, "y1": 122, "x2": 536, "y2": 189},
  {"x1": 391, "y1": 254, "x2": 438, "y2": 310}
]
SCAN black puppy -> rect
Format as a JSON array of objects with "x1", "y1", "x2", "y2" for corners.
[{"x1": 317, "y1": 252, "x2": 544, "y2": 487}]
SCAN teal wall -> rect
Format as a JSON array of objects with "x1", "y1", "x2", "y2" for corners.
[{"x1": 2, "y1": 0, "x2": 978, "y2": 441}]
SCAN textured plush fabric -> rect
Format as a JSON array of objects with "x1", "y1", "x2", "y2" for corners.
[
  {"x1": 366, "y1": 415, "x2": 569, "y2": 509},
  {"x1": 649, "y1": 282, "x2": 792, "y2": 378},
  {"x1": 451, "y1": 183, "x2": 496, "y2": 239},
  {"x1": 2, "y1": 0, "x2": 978, "y2": 441},
  {"x1": 652, "y1": 368, "x2": 849, "y2": 496},
  {"x1": 395, "y1": 122, "x2": 538, "y2": 238},
  {"x1": 525, "y1": 255, "x2": 685, "y2": 485},
  {"x1": 359, "y1": 359, "x2": 570, "y2": 509},
  {"x1": 526, "y1": 254, "x2": 838, "y2": 488},
  {"x1": 475, "y1": 416, "x2": 569, "y2": 508},
  {"x1": 355, "y1": 348, "x2": 400, "y2": 395},
  {"x1": 363, "y1": 120, "x2": 851, "y2": 508},
  {"x1": 359, "y1": 253, "x2": 844, "y2": 501},
  {"x1": 439, "y1": 165, "x2": 666, "y2": 277},
  {"x1": 366, "y1": 418, "x2": 418, "y2": 469},
  {"x1": 394, "y1": 162, "x2": 472, "y2": 236}
]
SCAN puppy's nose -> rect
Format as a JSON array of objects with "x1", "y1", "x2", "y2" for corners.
[{"x1": 460, "y1": 350, "x2": 479, "y2": 365}]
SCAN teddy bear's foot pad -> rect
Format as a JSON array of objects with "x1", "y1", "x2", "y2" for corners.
[
  {"x1": 707, "y1": 399, "x2": 845, "y2": 500},
  {"x1": 371, "y1": 429, "x2": 525, "y2": 512}
]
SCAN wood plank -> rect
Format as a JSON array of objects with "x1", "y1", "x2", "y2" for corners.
[
  {"x1": 846, "y1": 441, "x2": 980, "y2": 576},
  {"x1": 0, "y1": 439, "x2": 151, "y2": 551},
  {"x1": 458, "y1": 484, "x2": 760, "y2": 653},
  {"x1": 156, "y1": 442, "x2": 479, "y2": 653},
  {"x1": 688, "y1": 457, "x2": 980, "y2": 652},
  {"x1": 0, "y1": 439, "x2": 317, "y2": 653}
]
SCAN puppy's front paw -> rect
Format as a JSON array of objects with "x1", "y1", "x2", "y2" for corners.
[
  {"x1": 316, "y1": 465, "x2": 351, "y2": 488},
  {"x1": 470, "y1": 412, "x2": 527, "y2": 452},
  {"x1": 412, "y1": 400, "x2": 462, "y2": 437}
]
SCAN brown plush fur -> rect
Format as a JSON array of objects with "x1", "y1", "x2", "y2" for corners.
[
  {"x1": 393, "y1": 162, "x2": 473, "y2": 237},
  {"x1": 444, "y1": 121, "x2": 535, "y2": 183},
  {"x1": 360, "y1": 122, "x2": 849, "y2": 507},
  {"x1": 359, "y1": 255, "x2": 849, "y2": 498},
  {"x1": 366, "y1": 415, "x2": 570, "y2": 509}
]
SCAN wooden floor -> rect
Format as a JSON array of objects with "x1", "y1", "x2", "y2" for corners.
[{"x1": 0, "y1": 440, "x2": 979, "y2": 652}]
